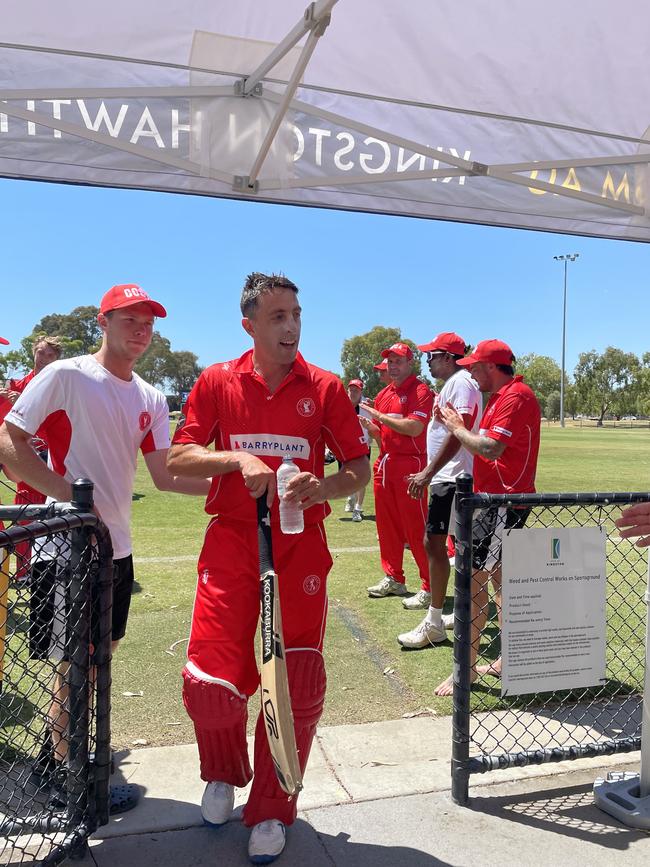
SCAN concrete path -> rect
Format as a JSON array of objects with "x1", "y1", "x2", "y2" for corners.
[{"x1": 63, "y1": 715, "x2": 649, "y2": 866}]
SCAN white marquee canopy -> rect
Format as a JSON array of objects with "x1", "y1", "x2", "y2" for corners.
[{"x1": 2, "y1": 0, "x2": 649, "y2": 240}]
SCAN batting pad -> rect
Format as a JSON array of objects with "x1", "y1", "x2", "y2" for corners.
[
  {"x1": 182, "y1": 666, "x2": 253, "y2": 786},
  {"x1": 243, "y1": 649, "x2": 326, "y2": 827}
]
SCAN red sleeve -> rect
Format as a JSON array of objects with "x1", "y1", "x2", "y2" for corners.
[
  {"x1": 484, "y1": 391, "x2": 528, "y2": 443},
  {"x1": 321, "y1": 379, "x2": 369, "y2": 462},
  {"x1": 172, "y1": 369, "x2": 220, "y2": 447},
  {"x1": 406, "y1": 383, "x2": 433, "y2": 424},
  {"x1": 0, "y1": 397, "x2": 11, "y2": 426}
]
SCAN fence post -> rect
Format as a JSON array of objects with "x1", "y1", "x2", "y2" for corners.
[
  {"x1": 92, "y1": 522, "x2": 113, "y2": 828},
  {"x1": 451, "y1": 473, "x2": 474, "y2": 806},
  {"x1": 65, "y1": 479, "x2": 94, "y2": 829}
]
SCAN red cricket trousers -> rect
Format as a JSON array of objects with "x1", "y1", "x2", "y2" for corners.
[
  {"x1": 374, "y1": 453, "x2": 430, "y2": 590},
  {"x1": 14, "y1": 482, "x2": 47, "y2": 578},
  {"x1": 186, "y1": 516, "x2": 332, "y2": 826}
]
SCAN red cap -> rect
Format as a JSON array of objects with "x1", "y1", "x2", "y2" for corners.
[
  {"x1": 373, "y1": 360, "x2": 388, "y2": 371},
  {"x1": 457, "y1": 339, "x2": 514, "y2": 367},
  {"x1": 0, "y1": 336, "x2": 8, "y2": 346},
  {"x1": 417, "y1": 331, "x2": 466, "y2": 355},
  {"x1": 381, "y1": 342, "x2": 414, "y2": 360},
  {"x1": 347, "y1": 379, "x2": 364, "y2": 390},
  {"x1": 100, "y1": 284, "x2": 167, "y2": 318}
]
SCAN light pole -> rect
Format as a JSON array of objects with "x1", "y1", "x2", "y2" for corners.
[{"x1": 553, "y1": 253, "x2": 579, "y2": 428}]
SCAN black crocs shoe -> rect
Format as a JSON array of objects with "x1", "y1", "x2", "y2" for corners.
[{"x1": 109, "y1": 783, "x2": 140, "y2": 815}]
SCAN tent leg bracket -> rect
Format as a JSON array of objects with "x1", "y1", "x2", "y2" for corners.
[{"x1": 233, "y1": 175, "x2": 259, "y2": 193}]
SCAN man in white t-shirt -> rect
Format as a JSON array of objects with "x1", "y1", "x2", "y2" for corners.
[
  {"x1": 0, "y1": 283, "x2": 209, "y2": 812},
  {"x1": 398, "y1": 332, "x2": 481, "y2": 647}
]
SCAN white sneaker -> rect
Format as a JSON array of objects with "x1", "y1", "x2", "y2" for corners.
[
  {"x1": 201, "y1": 781, "x2": 234, "y2": 826},
  {"x1": 248, "y1": 819, "x2": 286, "y2": 864},
  {"x1": 401, "y1": 590, "x2": 431, "y2": 610},
  {"x1": 397, "y1": 618, "x2": 446, "y2": 648},
  {"x1": 367, "y1": 576, "x2": 410, "y2": 598},
  {"x1": 352, "y1": 508, "x2": 363, "y2": 523},
  {"x1": 442, "y1": 612, "x2": 454, "y2": 630},
  {"x1": 344, "y1": 496, "x2": 354, "y2": 513}
]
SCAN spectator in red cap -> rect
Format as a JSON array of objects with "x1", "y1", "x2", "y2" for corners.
[
  {"x1": 0, "y1": 283, "x2": 209, "y2": 812},
  {"x1": 344, "y1": 379, "x2": 372, "y2": 522},
  {"x1": 433, "y1": 339, "x2": 541, "y2": 696},
  {"x1": 360, "y1": 342, "x2": 434, "y2": 599},
  {"x1": 373, "y1": 359, "x2": 391, "y2": 387},
  {"x1": 397, "y1": 332, "x2": 481, "y2": 647}
]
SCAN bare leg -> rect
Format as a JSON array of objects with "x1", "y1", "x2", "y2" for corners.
[
  {"x1": 425, "y1": 534, "x2": 451, "y2": 610},
  {"x1": 355, "y1": 486, "x2": 366, "y2": 510},
  {"x1": 48, "y1": 639, "x2": 119, "y2": 762},
  {"x1": 476, "y1": 566, "x2": 502, "y2": 677},
  {"x1": 434, "y1": 569, "x2": 490, "y2": 696}
]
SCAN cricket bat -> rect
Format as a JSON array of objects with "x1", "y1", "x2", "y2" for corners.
[{"x1": 257, "y1": 497, "x2": 303, "y2": 796}]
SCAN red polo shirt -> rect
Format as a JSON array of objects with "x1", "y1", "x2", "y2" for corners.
[
  {"x1": 0, "y1": 370, "x2": 36, "y2": 426},
  {"x1": 474, "y1": 375, "x2": 540, "y2": 494},
  {"x1": 10, "y1": 370, "x2": 36, "y2": 393},
  {"x1": 173, "y1": 350, "x2": 368, "y2": 526},
  {"x1": 375, "y1": 375, "x2": 433, "y2": 458}
]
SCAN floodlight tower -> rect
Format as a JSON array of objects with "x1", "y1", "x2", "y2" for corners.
[{"x1": 553, "y1": 253, "x2": 579, "y2": 428}]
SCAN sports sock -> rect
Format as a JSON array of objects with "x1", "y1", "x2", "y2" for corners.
[{"x1": 426, "y1": 606, "x2": 443, "y2": 627}]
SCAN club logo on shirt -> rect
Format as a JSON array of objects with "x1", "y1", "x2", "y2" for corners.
[
  {"x1": 139, "y1": 411, "x2": 152, "y2": 431},
  {"x1": 400, "y1": 395, "x2": 407, "y2": 404},
  {"x1": 303, "y1": 575, "x2": 321, "y2": 595},
  {"x1": 297, "y1": 397, "x2": 315, "y2": 417}
]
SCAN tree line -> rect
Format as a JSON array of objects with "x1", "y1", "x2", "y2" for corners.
[
  {"x1": 341, "y1": 326, "x2": 647, "y2": 425},
  {"x1": 0, "y1": 306, "x2": 202, "y2": 409},
  {"x1": 5, "y1": 313, "x2": 643, "y2": 424}
]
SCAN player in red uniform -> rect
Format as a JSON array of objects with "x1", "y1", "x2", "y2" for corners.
[
  {"x1": 433, "y1": 339, "x2": 541, "y2": 695},
  {"x1": 361, "y1": 343, "x2": 434, "y2": 599},
  {"x1": 167, "y1": 272, "x2": 369, "y2": 864},
  {"x1": 6, "y1": 337, "x2": 63, "y2": 576}
]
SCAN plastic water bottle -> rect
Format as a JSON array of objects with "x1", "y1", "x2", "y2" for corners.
[{"x1": 277, "y1": 456, "x2": 304, "y2": 534}]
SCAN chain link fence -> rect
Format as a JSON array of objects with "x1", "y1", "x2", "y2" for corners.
[
  {"x1": 0, "y1": 481, "x2": 112, "y2": 864},
  {"x1": 451, "y1": 474, "x2": 649, "y2": 805}
]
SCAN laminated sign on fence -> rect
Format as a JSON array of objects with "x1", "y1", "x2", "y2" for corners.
[{"x1": 501, "y1": 527, "x2": 607, "y2": 697}]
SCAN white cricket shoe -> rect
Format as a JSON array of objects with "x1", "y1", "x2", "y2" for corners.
[
  {"x1": 248, "y1": 819, "x2": 286, "y2": 864},
  {"x1": 344, "y1": 496, "x2": 354, "y2": 513},
  {"x1": 442, "y1": 612, "x2": 454, "y2": 630},
  {"x1": 397, "y1": 618, "x2": 446, "y2": 648},
  {"x1": 367, "y1": 576, "x2": 410, "y2": 598},
  {"x1": 402, "y1": 590, "x2": 431, "y2": 610},
  {"x1": 201, "y1": 781, "x2": 234, "y2": 826},
  {"x1": 352, "y1": 508, "x2": 363, "y2": 523}
]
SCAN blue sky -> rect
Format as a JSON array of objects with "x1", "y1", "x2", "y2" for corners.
[{"x1": 1, "y1": 178, "x2": 647, "y2": 377}]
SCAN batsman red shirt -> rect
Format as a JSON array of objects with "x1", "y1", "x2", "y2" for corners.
[
  {"x1": 474, "y1": 375, "x2": 541, "y2": 494},
  {"x1": 173, "y1": 349, "x2": 369, "y2": 524}
]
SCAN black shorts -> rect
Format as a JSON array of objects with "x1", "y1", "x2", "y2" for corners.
[
  {"x1": 425, "y1": 482, "x2": 456, "y2": 536},
  {"x1": 472, "y1": 507, "x2": 531, "y2": 571},
  {"x1": 29, "y1": 555, "x2": 135, "y2": 660}
]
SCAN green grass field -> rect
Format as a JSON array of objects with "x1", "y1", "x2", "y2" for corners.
[{"x1": 99, "y1": 424, "x2": 650, "y2": 748}]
